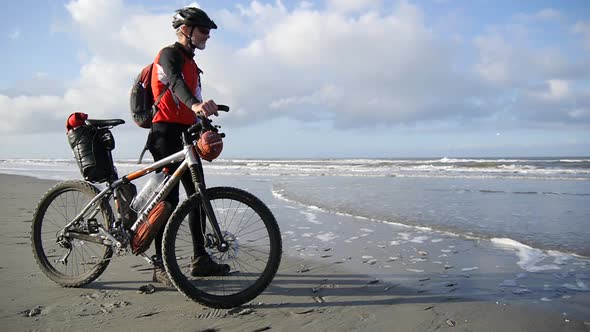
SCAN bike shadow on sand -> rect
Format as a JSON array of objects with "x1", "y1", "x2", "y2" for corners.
[
  {"x1": 83, "y1": 269, "x2": 543, "y2": 309},
  {"x1": 87, "y1": 280, "x2": 178, "y2": 292},
  {"x1": 245, "y1": 269, "x2": 554, "y2": 310}
]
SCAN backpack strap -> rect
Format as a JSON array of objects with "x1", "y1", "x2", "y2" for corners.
[
  {"x1": 137, "y1": 140, "x2": 150, "y2": 164},
  {"x1": 154, "y1": 82, "x2": 170, "y2": 107}
]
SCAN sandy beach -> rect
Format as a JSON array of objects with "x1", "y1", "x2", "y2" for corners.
[{"x1": 1, "y1": 173, "x2": 589, "y2": 331}]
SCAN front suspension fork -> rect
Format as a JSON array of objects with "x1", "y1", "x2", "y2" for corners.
[
  {"x1": 195, "y1": 183, "x2": 229, "y2": 253},
  {"x1": 187, "y1": 153, "x2": 228, "y2": 253}
]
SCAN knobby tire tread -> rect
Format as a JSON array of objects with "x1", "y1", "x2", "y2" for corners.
[
  {"x1": 31, "y1": 180, "x2": 113, "y2": 287},
  {"x1": 163, "y1": 186, "x2": 282, "y2": 308}
]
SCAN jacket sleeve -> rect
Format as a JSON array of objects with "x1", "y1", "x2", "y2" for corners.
[{"x1": 157, "y1": 47, "x2": 201, "y2": 107}]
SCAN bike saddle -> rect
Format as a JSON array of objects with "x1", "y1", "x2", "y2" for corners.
[{"x1": 85, "y1": 119, "x2": 125, "y2": 128}]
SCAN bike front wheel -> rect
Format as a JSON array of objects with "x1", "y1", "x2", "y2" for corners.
[
  {"x1": 163, "y1": 186, "x2": 282, "y2": 308},
  {"x1": 31, "y1": 180, "x2": 113, "y2": 287}
]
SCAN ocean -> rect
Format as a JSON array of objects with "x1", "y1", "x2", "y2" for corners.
[{"x1": 1, "y1": 157, "x2": 589, "y2": 257}]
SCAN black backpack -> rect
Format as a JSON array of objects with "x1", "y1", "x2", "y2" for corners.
[
  {"x1": 131, "y1": 47, "x2": 186, "y2": 163},
  {"x1": 129, "y1": 63, "x2": 169, "y2": 128}
]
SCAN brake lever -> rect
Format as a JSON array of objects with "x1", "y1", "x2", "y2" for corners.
[
  {"x1": 189, "y1": 105, "x2": 230, "y2": 134},
  {"x1": 187, "y1": 122, "x2": 202, "y2": 134}
]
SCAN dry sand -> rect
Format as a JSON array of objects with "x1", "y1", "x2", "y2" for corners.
[{"x1": 1, "y1": 173, "x2": 588, "y2": 331}]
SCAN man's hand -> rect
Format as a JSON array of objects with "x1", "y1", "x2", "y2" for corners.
[{"x1": 191, "y1": 100, "x2": 218, "y2": 117}]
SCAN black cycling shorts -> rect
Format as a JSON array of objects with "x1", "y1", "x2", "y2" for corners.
[{"x1": 147, "y1": 122, "x2": 195, "y2": 206}]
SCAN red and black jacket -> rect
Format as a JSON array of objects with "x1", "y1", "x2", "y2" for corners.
[{"x1": 151, "y1": 42, "x2": 202, "y2": 125}]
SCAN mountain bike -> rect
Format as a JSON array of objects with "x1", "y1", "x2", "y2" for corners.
[{"x1": 30, "y1": 106, "x2": 282, "y2": 308}]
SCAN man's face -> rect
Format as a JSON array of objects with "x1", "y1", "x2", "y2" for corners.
[{"x1": 191, "y1": 26, "x2": 210, "y2": 50}]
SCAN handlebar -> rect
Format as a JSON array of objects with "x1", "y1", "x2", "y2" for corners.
[
  {"x1": 187, "y1": 104, "x2": 230, "y2": 136},
  {"x1": 217, "y1": 105, "x2": 230, "y2": 112}
]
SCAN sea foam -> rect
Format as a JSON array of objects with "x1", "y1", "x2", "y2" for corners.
[{"x1": 491, "y1": 238, "x2": 562, "y2": 272}]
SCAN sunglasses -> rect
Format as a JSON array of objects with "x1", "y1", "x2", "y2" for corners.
[{"x1": 196, "y1": 27, "x2": 210, "y2": 35}]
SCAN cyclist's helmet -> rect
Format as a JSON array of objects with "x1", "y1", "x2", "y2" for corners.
[{"x1": 172, "y1": 7, "x2": 217, "y2": 29}]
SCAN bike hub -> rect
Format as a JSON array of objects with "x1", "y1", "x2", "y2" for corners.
[{"x1": 218, "y1": 242, "x2": 229, "y2": 252}]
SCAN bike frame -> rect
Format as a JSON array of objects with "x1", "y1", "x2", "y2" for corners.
[{"x1": 58, "y1": 132, "x2": 228, "y2": 255}]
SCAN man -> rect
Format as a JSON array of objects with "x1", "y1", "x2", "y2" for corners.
[{"x1": 148, "y1": 7, "x2": 229, "y2": 285}]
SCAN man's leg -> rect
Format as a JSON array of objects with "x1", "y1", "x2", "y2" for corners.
[
  {"x1": 181, "y1": 161, "x2": 230, "y2": 276},
  {"x1": 146, "y1": 123, "x2": 183, "y2": 286},
  {"x1": 148, "y1": 125, "x2": 182, "y2": 259},
  {"x1": 179, "y1": 172, "x2": 209, "y2": 257}
]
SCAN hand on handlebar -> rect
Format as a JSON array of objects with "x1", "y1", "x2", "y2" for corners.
[
  {"x1": 192, "y1": 100, "x2": 218, "y2": 117},
  {"x1": 186, "y1": 104, "x2": 230, "y2": 136}
]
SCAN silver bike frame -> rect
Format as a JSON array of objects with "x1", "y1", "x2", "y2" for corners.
[
  {"x1": 57, "y1": 136, "x2": 219, "y2": 253},
  {"x1": 129, "y1": 159, "x2": 187, "y2": 231},
  {"x1": 58, "y1": 148, "x2": 187, "y2": 240}
]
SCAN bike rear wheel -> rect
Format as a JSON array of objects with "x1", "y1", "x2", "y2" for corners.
[
  {"x1": 31, "y1": 180, "x2": 113, "y2": 287},
  {"x1": 163, "y1": 186, "x2": 282, "y2": 308}
]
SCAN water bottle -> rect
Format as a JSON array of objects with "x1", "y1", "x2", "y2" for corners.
[{"x1": 131, "y1": 168, "x2": 170, "y2": 212}]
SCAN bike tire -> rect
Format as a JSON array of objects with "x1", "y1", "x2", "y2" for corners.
[
  {"x1": 163, "y1": 186, "x2": 282, "y2": 308},
  {"x1": 31, "y1": 180, "x2": 113, "y2": 287}
]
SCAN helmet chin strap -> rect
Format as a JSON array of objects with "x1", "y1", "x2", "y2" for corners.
[{"x1": 181, "y1": 26, "x2": 197, "y2": 50}]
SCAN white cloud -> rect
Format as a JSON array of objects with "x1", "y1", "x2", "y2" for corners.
[
  {"x1": 535, "y1": 9, "x2": 562, "y2": 21},
  {"x1": 269, "y1": 84, "x2": 343, "y2": 110},
  {"x1": 474, "y1": 33, "x2": 515, "y2": 84},
  {"x1": 473, "y1": 29, "x2": 581, "y2": 86},
  {"x1": 1, "y1": 0, "x2": 589, "y2": 139},
  {"x1": 1, "y1": 74, "x2": 65, "y2": 98},
  {"x1": 568, "y1": 108, "x2": 590, "y2": 120},
  {"x1": 209, "y1": 1, "x2": 497, "y2": 128},
  {"x1": 0, "y1": 95, "x2": 68, "y2": 133},
  {"x1": 9, "y1": 29, "x2": 20, "y2": 40},
  {"x1": 0, "y1": 57, "x2": 138, "y2": 134},
  {"x1": 227, "y1": 0, "x2": 288, "y2": 36},
  {"x1": 514, "y1": 8, "x2": 562, "y2": 22},
  {"x1": 325, "y1": 0, "x2": 381, "y2": 13},
  {"x1": 65, "y1": 0, "x2": 126, "y2": 30},
  {"x1": 546, "y1": 79, "x2": 570, "y2": 100},
  {"x1": 515, "y1": 79, "x2": 590, "y2": 125}
]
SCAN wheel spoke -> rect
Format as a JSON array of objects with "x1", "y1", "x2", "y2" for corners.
[
  {"x1": 32, "y1": 181, "x2": 113, "y2": 286},
  {"x1": 164, "y1": 187, "x2": 281, "y2": 308}
]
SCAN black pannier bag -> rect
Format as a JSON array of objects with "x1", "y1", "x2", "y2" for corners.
[{"x1": 67, "y1": 125, "x2": 117, "y2": 183}]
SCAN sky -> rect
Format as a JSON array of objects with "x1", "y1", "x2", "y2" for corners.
[{"x1": 0, "y1": 0, "x2": 589, "y2": 159}]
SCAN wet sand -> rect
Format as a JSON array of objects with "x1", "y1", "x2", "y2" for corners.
[{"x1": 0, "y1": 173, "x2": 588, "y2": 331}]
